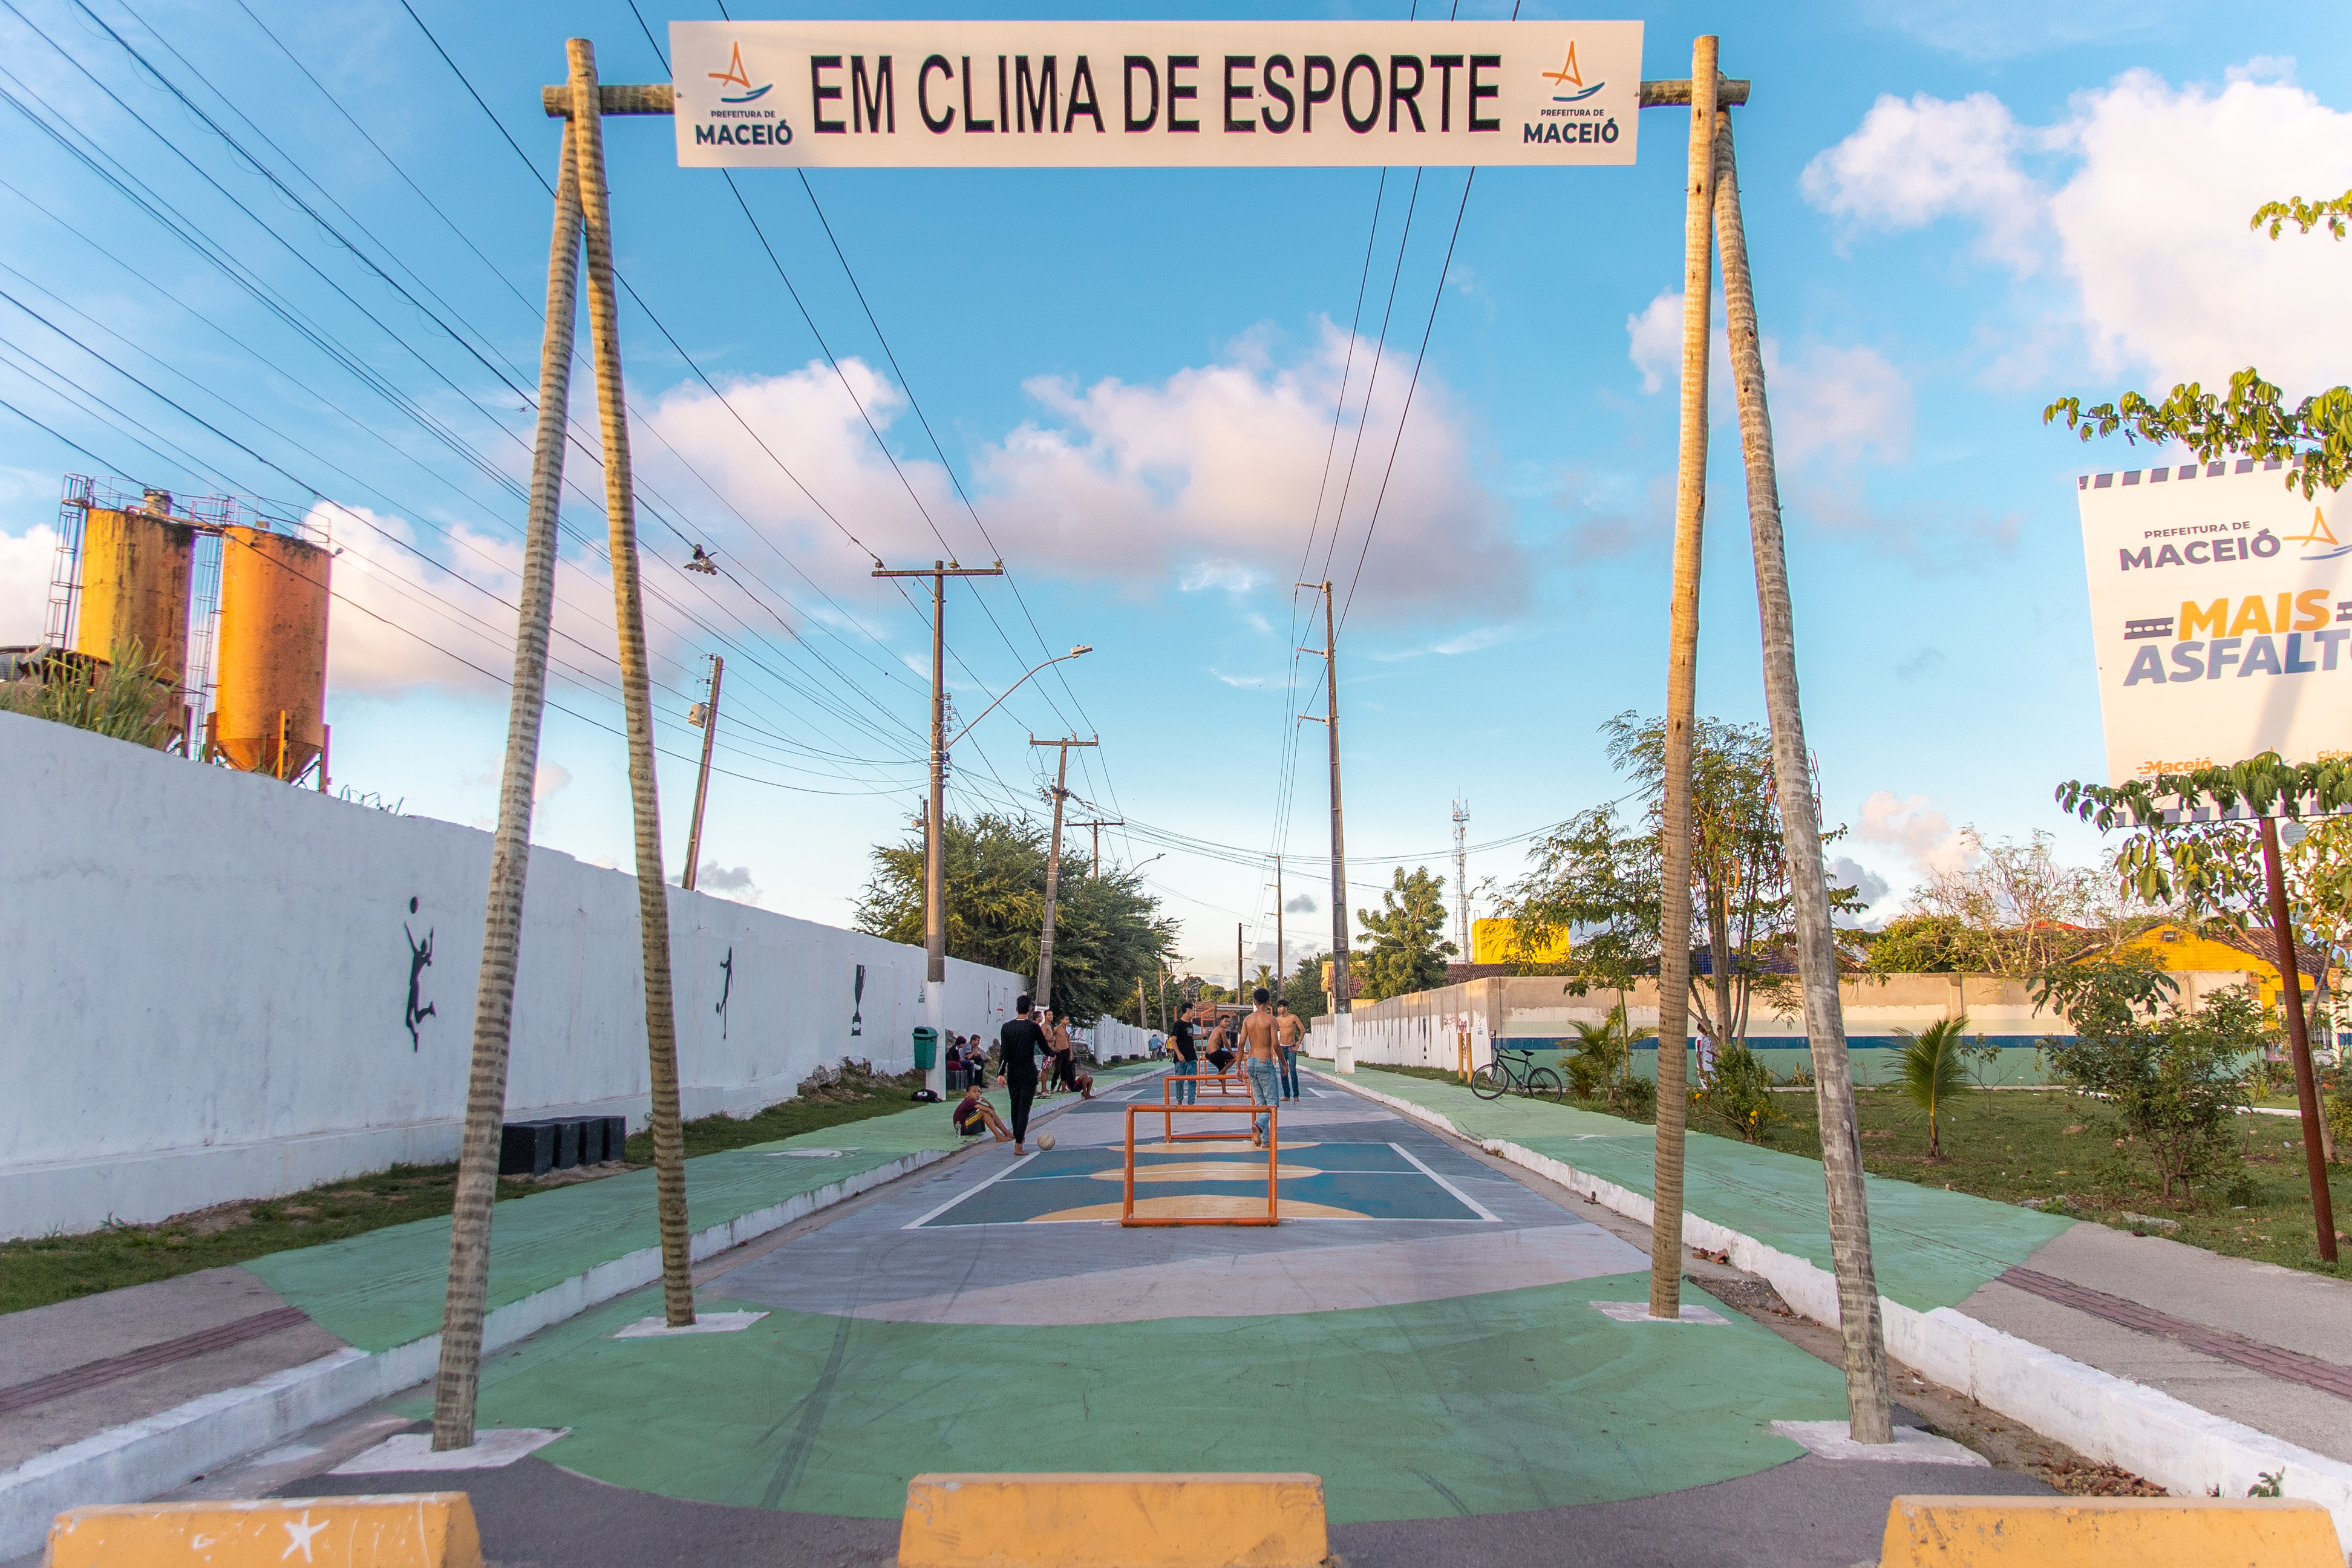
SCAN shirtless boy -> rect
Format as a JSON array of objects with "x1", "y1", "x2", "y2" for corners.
[{"x1": 1239, "y1": 989, "x2": 1282, "y2": 1146}]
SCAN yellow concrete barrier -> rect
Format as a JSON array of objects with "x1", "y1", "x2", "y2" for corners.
[
  {"x1": 45, "y1": 1494, "x2": 482, "y2": 1568},
  {"x1": 898, "y1": 1472, "x2": 1328, "y2": 1568},
  {"x1": 1881, "y1": 1494, "x2": 2344, "y2": 1568}
]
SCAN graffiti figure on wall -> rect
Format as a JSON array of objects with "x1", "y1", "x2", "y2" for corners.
[
  {"x1": 403, "y1": 897, "x2": 437, "y2": 1050},
  {"x1": 851, "y1": 962, "x2": 865, "y2": 1037},
  {"x1": 716, "y1": 946, "x2": 734, "y2": 1040}
]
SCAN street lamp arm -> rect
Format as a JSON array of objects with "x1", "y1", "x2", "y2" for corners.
[{"x1": 946, "y1": 646, "x2": 1091, "y2": 750}]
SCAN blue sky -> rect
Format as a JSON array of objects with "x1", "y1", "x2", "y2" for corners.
[{"x1": 3, "y1": 0, "x2": 2347, "y2": 981}]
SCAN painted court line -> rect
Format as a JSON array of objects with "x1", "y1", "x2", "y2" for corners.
[
  {"x1": 1388, "y1": 1142, "x2": 1503, "y2": 1223},
  {"x1": 901, "y1": 1151, "x2": 1040, "y2": 1230}
]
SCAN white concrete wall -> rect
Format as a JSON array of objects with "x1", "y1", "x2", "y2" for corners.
[
  {"x1": 0, "y1": 713, "x2": 1027, "y2": 1239},
  {"x1": 1083, "y1": 1018, "x2": 1157, "y2": 1059}
]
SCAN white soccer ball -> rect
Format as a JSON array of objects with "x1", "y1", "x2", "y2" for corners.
[{"x1": 1036, "y1": 1132, "x2": 1057, "y2": 1151}]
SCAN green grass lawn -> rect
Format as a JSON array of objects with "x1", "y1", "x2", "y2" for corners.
[
  {"x1": 1, "y1": 1070, "x2": 930, "y2": 1316},
  {"x1": 1361, "y1": 1063, "x2": 2350, "y2": 1281}
]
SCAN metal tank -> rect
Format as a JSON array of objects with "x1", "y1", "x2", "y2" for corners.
[
  {"x1": 214, "y1": 525, "x2": 331, "y2": 779},
  {"x1": 71, "y1": 498, "x2": 194, "y2": 686}
]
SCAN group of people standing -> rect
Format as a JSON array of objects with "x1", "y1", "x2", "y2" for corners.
[
  {"x1": 1165, "y1": 990, "x2": 1303, "y2": 1148},
  {"x1": 953, "y1": 988, "x2": 1308, "y2": 1155}
]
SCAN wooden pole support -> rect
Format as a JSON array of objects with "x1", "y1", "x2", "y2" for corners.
[
  {"x1": 1639, "y1": 77, "x2": 1751, "y2": 106},
  {"x1": 543, "y1": 82, "x2": 674, "y2": 116}
]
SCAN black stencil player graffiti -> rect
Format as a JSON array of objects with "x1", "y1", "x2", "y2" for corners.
[
  {"x1": 851, "y1": 962, "x2": 865, "y2": 1038},
  {"x1": 716, "y1": 946, "x2": 734, "y2": 1040},
  {"x1": 403, "y1": 897, "x2": 437, "y2": 1050}
]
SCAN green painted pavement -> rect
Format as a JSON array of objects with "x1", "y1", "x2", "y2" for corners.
[
  {"x1": 1337, "y1": 1070, "x2": 2069, "y2": 1310},
  {"x1": 390, "y1": 1276, "x2": 1847, "y2": 1524},
  {"x1": 247, "y1": 1070, "x2": 1153, "y2": 1351}
]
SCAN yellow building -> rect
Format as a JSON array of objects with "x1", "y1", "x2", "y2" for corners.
[
  {"x1": 2122, "y1": 921, "x2": 2323, "y2": 1013},
  {"x1": 1470, "y1": 918, "x2": 1572, "y2": 966}
]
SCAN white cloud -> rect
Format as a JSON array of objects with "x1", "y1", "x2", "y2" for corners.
[
  {"x1": 533, "y1": 762, "x2": 571, "y2": 803},
  {"x1": 1768, "y1": 343, "x2": 1915, "y2": 471},
  {"x1": 1625, "y1": 295, "x2": 1913, "y2": 485},
  {"x1": 1828, "y1": 854, "x2": 1891, "y2": 910},
  {"x1": 1803, "y1": 67, "x2": 2352, "y2": 393},
  {"x1": 0, "y1": 525, "x2": 57, "y2": 645},
  {"x1": 644, "y1": 332, "x2": 1522, "y2": 622},
  {"x1": 1873, "y1": 0, "x2": 2163, "y2": 62},
  {"x1": 1285, "y1": 892, "x2": 1319, "y2": 913},
  {"x1": 1800, "y1": 91, "x2": 2042, "y2": 271},
  {"x1": 2050, "y1": 68, "x2": 2352, "y2": 390},
  {"x1": 1626, "y1": 290, "x2": 1683, "y2": 395},
  {"x1": 1857, "y1": 790, "x2": 1981, "y2": 877}
]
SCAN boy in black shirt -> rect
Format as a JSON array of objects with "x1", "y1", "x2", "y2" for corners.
[{"x1": 996, "y1": 993, "x2": 1048, "y2": 1152}]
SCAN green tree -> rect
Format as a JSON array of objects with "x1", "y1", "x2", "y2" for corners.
[
  {"x1": 1353, "y1": 867, "x2": 1456, "y2": 1000},
  {"x1": 1865, "y1": 834, "x2": 2115, "y2": 977},
  {"x1": 854, "y1": 812, "x2": 1177, "y2": 1024},
  {"x1": 1887, "y1": 1016, "x2": 1972, "y2": 1158},
  {"x1": 1284, "y1": 952, "x2": 1329, "y2": 1021},
  {"x1": 1492, "y1": 800, "x2": 1661, "y2": 1013},
  {"x1": 2037, "y1": 964, "x2": 2264, "y2": 1205}
]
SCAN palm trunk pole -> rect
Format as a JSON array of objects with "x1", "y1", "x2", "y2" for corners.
[
  {"x1": 431, "y1": 120, "x2": 583, "y2": 1449},
  {"x1": 1649, "y1": 33, "x2": 1719, "y2": 1323},
  {"x1": 1713, "y1": 106, "x2": 1893, "y2": 1439},
  {"x1": 570, "y1": 37, "x2": 694, "y2": 1327}
]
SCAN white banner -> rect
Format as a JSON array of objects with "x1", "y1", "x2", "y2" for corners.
[
  {"x1": 2076, "y1": 460, "x2": 2352, "y2": 784},
  {"x1": 669, "y1": 21, "x2": 1642, "y2": 168}
]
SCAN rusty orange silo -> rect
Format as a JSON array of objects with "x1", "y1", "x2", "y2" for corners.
[
  {"x1": 71, "y1": 503, "x2": 194, "y2": 687},
  {"x1": 214, "y1": 526, "x2": 331, "y2": 779}
]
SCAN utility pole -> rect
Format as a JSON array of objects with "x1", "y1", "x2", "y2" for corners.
[
  {"x1": 1298, "y1": 580, "x2": 1349, "y2": 1013},
  {"x1": 433, "y1": 97, "x2": 582, "y2": 1454},
  {"x1": 1237, "y1": 923, "x2": 1245, "y2": 1004},
  {"x1": 1029, "y1": 734, "x2": 1096, "y2": 1012},
  {"x1": 569, "y1": 38, "x2": 693, "y2": 1335},
  {"x1": 872, "y1": 560, "x2": 1004, "y2": 992},
  {"x1": 681, "y1": 655, "x2": 723, "y2": 891},
  {"x1": 1451, "y1": 798, "x2": 1470, "y2": 962},
  {"x1": 1274, "y1": 853, "x2": 1283, "y2": 1008},
  {"x1": 1073, "y1": 817, "x2": 1124, "y2": 876}
]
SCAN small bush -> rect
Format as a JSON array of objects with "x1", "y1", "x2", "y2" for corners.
[
  {"x1": 1692, "y1": 1046, "x2": 1782, "y2": 1144},
  {"x1": 1613, "y1": 1073, "x2": 1657, "y2": 1122}
]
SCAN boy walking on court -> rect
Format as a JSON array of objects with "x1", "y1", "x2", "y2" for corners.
[
  {"x1": 1276, "y1": 1000, "x2": 1304, "y2": 1101},
  {"x1": 996, "y1": 995, "x2": 1048, "y2": 1154},
  {"x1": 1240, "y1": 989, "x2": 1282, "y2": 1148}
]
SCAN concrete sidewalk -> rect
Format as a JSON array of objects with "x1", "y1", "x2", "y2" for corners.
[
  {"x1": 1315, "y1": 1064, "x2": 2352, "y2": 1536},
  {"x1": 0, "y1": 1070, "x2": 1143, "y2": 1560}
]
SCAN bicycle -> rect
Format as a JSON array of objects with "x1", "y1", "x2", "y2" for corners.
[{"x1": 1469, "y1": 1044, "x2": 1565, "y2": 1103}]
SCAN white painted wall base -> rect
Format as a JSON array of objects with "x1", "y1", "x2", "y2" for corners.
[{"x1": 1312, "y1": 1068, "x2": 2352, "y2": 1553}]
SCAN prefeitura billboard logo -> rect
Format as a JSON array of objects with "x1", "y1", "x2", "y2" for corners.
[{"x1": 2077, "y1": 460, "x2": 2352, "y2": 785}]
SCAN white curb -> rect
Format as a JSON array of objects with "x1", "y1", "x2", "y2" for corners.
[{"x1": 1310, "y1": 1067, "x2": 2352, "y2": 1550}]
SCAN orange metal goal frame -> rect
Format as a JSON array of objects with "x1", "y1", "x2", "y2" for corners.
[
  {"x1": 1122, "y1": 1102, "x2": 1279, "y2": 1227},
  {"x1": 1159, "y1": 1070, "x2": 1255, "y2": 1138}
]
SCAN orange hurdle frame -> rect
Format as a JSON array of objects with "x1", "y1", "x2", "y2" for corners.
[
  {"x1": 1159, "y1": 1071, "x2": 1254, "y2": 1138},
  {"x1": 1122, "y1": 1102, "x2": 1279, "y2": 1227}
]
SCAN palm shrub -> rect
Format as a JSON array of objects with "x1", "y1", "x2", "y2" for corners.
[
  {"x1": 1888, "y1": 1016, "x2": 1972, "y2": 1159},
  {"x1": 1566, "y1": 1004, "x2": 1654, "y2": 1104}
]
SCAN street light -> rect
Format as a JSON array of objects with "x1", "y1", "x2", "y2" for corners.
[
  {"x1": 947, "y1": 646, "x2": 1091, "y2": 748},
  {"x1": 907, "y1": 644, "x2": 1091, "y2": 1019}
]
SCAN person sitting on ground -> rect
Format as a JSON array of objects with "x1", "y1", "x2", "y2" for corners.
[{"x1": 952, "y1": 1081, "x2": 1013, "y2": 1143}]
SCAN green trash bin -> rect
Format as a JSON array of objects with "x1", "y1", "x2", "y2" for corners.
[{"x1": 912, "y1": 1025, "x2": 938, "y2": 1073}]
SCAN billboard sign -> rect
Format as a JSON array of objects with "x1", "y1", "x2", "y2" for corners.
[
  {"x1": 670, "y1": 21, "x2": 1642, "y2": 169},
  {"x1": 2076, "y1": 459, "x2": 2351, "y2": 785}
]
